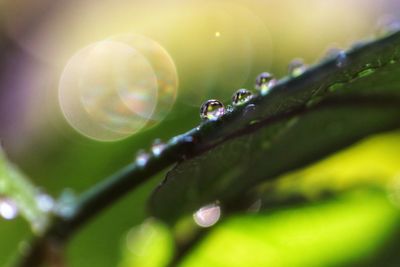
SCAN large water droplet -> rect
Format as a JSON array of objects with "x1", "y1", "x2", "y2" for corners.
[
  {"x1": 151, "y1": 139, "x2": 166, "y2": 157},
  {"x1": 193, "y1": 202, "x2": 221, "y2": 228},
  {"x1": 232, "y1": 89, "x2": 253, "y2": 106},
  {"x1": 255, "y1": 72, "x2": 276, "y2": 95},
  {"x1": 200, "y1": 100, "x2": 225, "y2": 121},
  {"x1": 288, "y1": 58, "x2": 306, "y2": 77},
  {"x1": 0, "y1": 198, "x2": 19, "y2": 220},
  {"x1": 136, "y1": 150, "x2": 150, "y2": 167}
]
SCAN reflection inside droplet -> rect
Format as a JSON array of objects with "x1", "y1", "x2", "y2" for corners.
[
  {"x1": 0, "y1": 198, "x2": 19, "y2": 220},
  {"x1": 193, "y1": 203, "x2": 221, "y2": 228}
]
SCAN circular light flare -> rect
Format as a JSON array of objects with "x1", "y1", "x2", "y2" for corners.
[
  {"x1": 59, "y1": 40, "x2": 159, "y2": 141},
  {"x1": 109, "y1": 34, "x2": 178, "y2": 125}
]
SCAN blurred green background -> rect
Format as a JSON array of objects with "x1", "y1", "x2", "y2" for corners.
[{"x1": 1, "y1": 0, "x2": 400, "y2": 266}]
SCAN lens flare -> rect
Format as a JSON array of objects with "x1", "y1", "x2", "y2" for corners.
[
  {"x1": 109, "y1": 34, "x2": 178, "y2": 125},
  {"x1": 59, "y1": 36, "x2": 178, "y2": 141}
]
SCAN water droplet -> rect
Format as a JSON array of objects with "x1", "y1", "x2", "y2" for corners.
[
  {"x1": 36, "y1": 193, "x2": 55, "y2": 213},
  {"x1": 255, "y1": 72, "x2": 276, "y2": 95},
  {"x1": 136, "y1": 150, "x2": 150, "y2": 167},
  {"x1": 151, "y1": 139, "x2": 166, "y2": 157},
  {"x1": 55, "y1": 189, "x2": 77, "y2": 218},
  {"x1": 193, "y1": 202, "x2": 221, "y2": 228},
  {"x1": 288, "y1": 58, "x2": 306, "y2": 77},
  {"x1": 0, "y1": 198, "x2": 19, "y2": 220},
  {"x1": 226, "y1": 105, "x2": 234, "y2": 113},
  {"x1": 335, "y1": 51, "x2": 347, "y2": 68},
  {"x1": 232, "y1": 89, "x2": 253, "y2": 106},
  {"x1": 200, "y1": 100, "x2": 225, "y2": 121}
]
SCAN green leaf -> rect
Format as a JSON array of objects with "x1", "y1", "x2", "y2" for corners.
[
  {"x1": 149, "y1": 31, "x2": 400, "y2": 225},
  {"x1": 0, "y1": 147, "x2": 51, "y2": 234}
]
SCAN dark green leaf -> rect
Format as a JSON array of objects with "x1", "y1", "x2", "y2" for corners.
[{"x1": 149, "y1": 31, "x2": 400, "y2": 225}]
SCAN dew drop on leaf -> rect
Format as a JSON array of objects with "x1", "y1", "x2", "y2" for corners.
[
  {"x1": 232, "y1": 89, "x2": 253, "y2": 106},
  {"x1": 200, "y1": 100, "x2": 225, "y2": 121},
  {"x1": 288, "y1": 58, "x2": 306, "y2": 77},
  {"x1": 255, "y1": 72, "x2": 276, "y2": 95},
  {"x1": 193, "y1": 202, "x2": 221, "y2": 228},
  {"x1": 151, "y1": 139, "x2": 166, "y2": 157}
]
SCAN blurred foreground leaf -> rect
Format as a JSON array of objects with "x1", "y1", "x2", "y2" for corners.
[
  {"x1": 0, "y1": 147, "x2": 51, "y2": 234},
  {"x1": 180, "y1": 190, "x2": 400, "y2": 267}
]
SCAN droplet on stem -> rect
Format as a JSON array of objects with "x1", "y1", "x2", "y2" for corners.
[
  {"x1": 288, "y1": 58, "x2": 306, "y2": 77},
  {"x1": 200, "y1": 100, "x2": 225, "y2": 121},
  {"x1": 151, "y1": 139, "x2": 166, "y2": 157},
  {"x1": 232, "y1": 89, "x2": 253, "y2": 106},
  {"x1": 255, "y1": 72, "x2": 276, "y2": 95},
  {"x1": 136, "y1": 150, "x2": 150, "y2": 167}
]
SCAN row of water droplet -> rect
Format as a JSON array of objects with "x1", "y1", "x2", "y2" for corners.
[{"x1": 198, "y1": 54, "x2": 321, "y2": 121}]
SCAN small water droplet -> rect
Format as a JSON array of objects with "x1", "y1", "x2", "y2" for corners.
[
  {"x1": 335, "y1": 51, "x2": 347, "y2": 67},
  {"x1": 255, "y1": 72, "x2": 276, "y2": 95},
  {"x1": 151, "y1": 139, "x2": 166, "y2": 157},
  {"x1": 0, "y1": 197, "x2": 19, "y2": 220},
  {"x1": 226, "y1": 105, "x2": 234, "y2": 113},
  {"x1": 193, "y1": 202, "x2": 221, "y2": 228},
  {"x1": 136, "y1": 150, "x2": 150, "y2": 167},
  {"x1": 288, "y1": 58, "x2": 306, "y2": 77},
  {"x1": 232, "y1": 89, "x2": 253, "y2": 106},
  {"x1": 200, "y1": 99, "x2": 225, "y2": 121},
  {"x1": 55, "y1": 189, "x2": 77, "y2": 218},
  {"x1": 36, "y1": 193, "x2": 55, "y2": 213}
]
